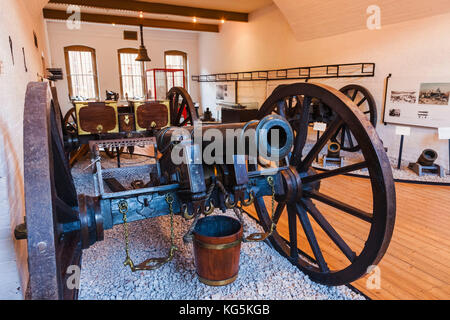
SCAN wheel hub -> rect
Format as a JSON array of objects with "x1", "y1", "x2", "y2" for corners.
[{"x1": 279, "y1": 166, "x2": 303, "y2": 203}]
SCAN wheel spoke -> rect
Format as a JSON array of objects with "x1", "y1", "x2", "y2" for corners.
[
  {"x1": 301, "y1": 161, "x2": 367, "y2": 184},
  {"x1": 287, "y1": 203, "x2": 299, "y2": 259},
  {"x1": 296, "y1": 203, "x2": 329, "y2": 272},
  {"x1": 55, "y1": 196, "x2": 79, "y2": 223},
  {"x1": 304, "y1": 189, "x2": 373, "y2": 223},
  {"x1": 293, "y1": 95, "x2": 303, "y2": 114},
  {"x1": 277, "y1": 100, "x2": 287, "y2": 118},
  {"x1": 346, "y1": 128, "x2": 354, "y2": 148},
  {"x1": 290, "y1": 96, "x2": 311, "y2": 166},
  {"x1": 179, "y1": 117, "x2": 190, "y2": 126},
  {"x1": 340, "y1": 126, "x2": 346, "y2": 147},
  {"x1": 272, "y1": 202, "x2": 286, "y2": 224},
  {"x1": 350, "y1": 89, "x2": 358, "y2": 101},
  {"x1": 298, "y1": 117, "x2": 343, "y2": 172},
  {"x1": 301, "y1": 199, "x2": 356, "y2": 262},
  {"x1": 357, "y1": 97, "x2": 367, "y2": 107},
  {"x1": 175, "y1": 100, "x2": 186, "y2": 124}
]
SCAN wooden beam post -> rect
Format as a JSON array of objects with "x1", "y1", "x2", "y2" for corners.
[
  {"x1": 48, "y1": 0, "x2": 248, "y2": 22},
  {"x1": 43, "y1": 9, "x2": 220, "y2": 33}
]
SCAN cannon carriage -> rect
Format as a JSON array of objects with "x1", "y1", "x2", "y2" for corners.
[{"x1": 20, "y1": 81, "x2": 395, "y2": 299}]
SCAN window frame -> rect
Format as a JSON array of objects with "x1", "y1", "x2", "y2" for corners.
[
  {"x1": 64, "y1": 45, "x2": 99, "y2": 100},
  {"x1": 164, "y1": 50, "x2": 188, "y2": 88},
  {"x1": 117, "y1": 48, "x2": 146, "y2": 99}
]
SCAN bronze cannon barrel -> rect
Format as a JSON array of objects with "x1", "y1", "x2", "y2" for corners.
[
  {"x1": 327, "y1": 142, "x2": 341, "y2": 158},
  {"x1": 417, "y1": 149, "x2": 438, "y2": 166},
  {"x1": 156, "y1": 114, "x2": 294, "y2": 161}
]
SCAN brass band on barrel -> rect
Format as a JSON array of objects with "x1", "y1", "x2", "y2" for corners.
[
  {"x1": 193, "y1": 238, "x2": 241, "y2": 250},
  {"x1": 197, "y1": 273, "x2": 238, "y2": 286}
]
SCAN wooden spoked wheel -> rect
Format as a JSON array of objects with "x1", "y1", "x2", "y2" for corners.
[
  {"x1": 331, "y1": 84, "x2": 378, "y2": 152},
  {"x1": 24, "y1": 82, "x2": 81, "y2": 299},
  {"x1": 24, "y1": 82, "x2": 102, "y2": 299},
  {"x1": 63, "y1": 107, "x2": 77, "y2": 135},
  {"x1": 256, "y1": 82, "x2": 395, "y2": 286},
  {"x1": 167, "y1": 87, "x2": 199, "y2": 126},
  {"x1": 63, "y1": 107, "x2": 87, "y2": 167}
]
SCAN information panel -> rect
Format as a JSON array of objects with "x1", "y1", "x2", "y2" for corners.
[{"x1": 384, "y1": 76, "x2": 450, "y2": 128}]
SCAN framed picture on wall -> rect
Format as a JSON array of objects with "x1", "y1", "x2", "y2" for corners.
[
  {"x1": 216, "y1": 82, "x2": 235, "y2": 103},
  {"x1": 384, "y1": 76, "x2": 450, "y2": 128}
]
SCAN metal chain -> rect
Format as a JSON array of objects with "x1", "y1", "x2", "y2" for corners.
[
  {"x1": 119, "y1": 194, "x2": 178, "y2": 272},
  {"x1": 240, "y1": 176, "x2": 277, "y2": 242},
  {"x1": 267, "y1": 176, "x2": 277, "y2": 235}
]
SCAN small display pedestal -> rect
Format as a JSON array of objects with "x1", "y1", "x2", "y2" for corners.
[
  {"x1": 408, "y1": 162, "x2": 445, "y2": 178},
  {"x1": 322, "y1": 155, "x2": 344, "y2": 168}
]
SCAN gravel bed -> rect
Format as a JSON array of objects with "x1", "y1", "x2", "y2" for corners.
[
  {"x1": 77, "y1": 210, "x2": 364, "y2": 300},
  {"x1": 72, "y1": 154, "x2": 364, "y2": 300}
]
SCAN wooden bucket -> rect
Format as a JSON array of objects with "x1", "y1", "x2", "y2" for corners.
[{"x1": 193, "y1": 215, "x2": 243, "y2": 286}]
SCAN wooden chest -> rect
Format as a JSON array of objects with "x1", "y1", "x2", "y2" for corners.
[
  {"x1": 75, "y1": 101, "x2": 119, "y2": 135},
  {"x1": 134, "y1": 101, "x2": 170, "y2": 131}
]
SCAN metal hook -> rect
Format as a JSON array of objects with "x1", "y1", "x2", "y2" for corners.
[
  {"x1": 225, "y1": 195, "x2": 236, "y2": 209},
  {"x1": 204, "y1": 202, "x2": 215, "y2": 215},
  {"x1": 182, "y1": 204, "x2": 195, "y2": 220},
  {"x1": 242, "y1": 191, "x2": 255, "y2": 207}
]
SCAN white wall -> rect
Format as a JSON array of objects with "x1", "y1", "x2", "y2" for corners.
[
  {"x1": 0, "y1": 0, "x2": 50, "y2": 299},
  {"x1": 46, "y1": 21, "x2": 201, "y2": 115},
  {"x1": 198, "y1": 4, "x2": 450, "y2": 168}
]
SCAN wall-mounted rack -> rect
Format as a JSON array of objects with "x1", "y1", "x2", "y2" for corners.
[{"x1": 192, "y1": 62, "x2": 375, "y2": 82}]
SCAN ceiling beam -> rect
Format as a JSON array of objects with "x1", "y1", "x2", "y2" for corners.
[
  {"x1": 43, "y1": 9, "x2": 219, "y2": 32},
  {"x1": 48, "y1": 0, "x2": 249, "y2": 22}
]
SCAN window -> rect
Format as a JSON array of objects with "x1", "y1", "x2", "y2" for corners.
[
  {"x1": 64, "y1": 46, "x2": 99, "y2": 100},
  {"x1": 165, "y1": 50, "x2": 187, "y2": 89},
  {"x1": 118, "y1": 48, "x2": 145, "y2": 99}
]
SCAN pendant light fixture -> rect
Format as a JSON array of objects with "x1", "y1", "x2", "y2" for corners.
[{"x1": 136, "y1": 24, "x2": 151, "y2": 62}]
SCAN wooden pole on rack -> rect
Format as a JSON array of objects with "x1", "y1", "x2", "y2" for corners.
[
  {"x1": 382, "y1": 74, "x2": 392, "y2": 126},
  {"x1": 397, "y1": 135, "x2": 404, "y2": 169}
]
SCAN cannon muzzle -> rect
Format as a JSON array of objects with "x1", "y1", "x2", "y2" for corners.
[{"x1": 417, "y1": 149, "x2": 438, "y2": 166}]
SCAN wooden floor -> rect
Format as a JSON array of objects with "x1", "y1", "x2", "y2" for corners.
[{"x1": 246, "y1": 175, "x2": 450, "y2": 300}]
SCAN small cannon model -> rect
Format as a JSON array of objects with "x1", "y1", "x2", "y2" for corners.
[
  {"x1": 408, "y1": 149, "x2": 445, "y2": 177},
  {"x1": 322, "y1": 142, "x2": 344, "y2": 167},
  {"x1": 20, "y1": 82, "x2": 395, "y2": 299}
]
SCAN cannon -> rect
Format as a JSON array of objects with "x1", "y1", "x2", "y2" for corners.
[
  {"x1": 20, "y1": 81, "x2": 395, "y2": 299},
  {"x1": 408, "y1": 149, "x2": 445, "y2": 177}
]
